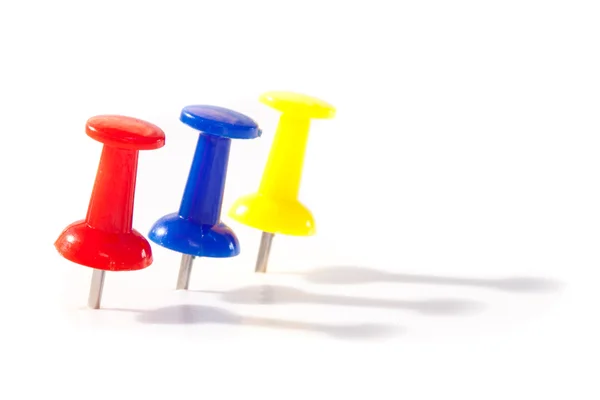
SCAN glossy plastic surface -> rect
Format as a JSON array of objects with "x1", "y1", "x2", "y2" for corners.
[
  {"x1": 229, "y1": 92, "x2": 335, "y2": 236},
  {"x1": 180, "y1": 105, "x2": 262, "y2": 139},
  {"x1": 85, "y1": 115, "x2": 166, "y2": 150},
  {"x1": 149, "y1": 105, "x2": 260, "y2": 257},
  {"x1": 55, "y1": 115, "x2": 165, "y2": 271},
  {"x1": 259, "y1": 91, "x2": 336, "y2": 119}
]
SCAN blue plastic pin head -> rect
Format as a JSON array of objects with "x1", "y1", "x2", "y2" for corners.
[{"x1": 148, "y1": 105, "x2": 261, "y2": 290}]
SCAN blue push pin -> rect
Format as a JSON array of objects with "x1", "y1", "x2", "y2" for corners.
[{"x1": 149, "y1": 105, "x2": 261, "y2": 290}]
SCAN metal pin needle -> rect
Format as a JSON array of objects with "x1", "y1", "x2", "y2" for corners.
[
  {"x1": 177, "y1": 254, "x2": 195, "y2": 290},
  {"x1": 88, "y1": 269, "x2": 106, "y2": 309},
  {"x1": 255, "y1": 232, "x2": 275, "y2": 273}
]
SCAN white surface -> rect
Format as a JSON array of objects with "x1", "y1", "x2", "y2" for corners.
[{"x1": 1, "y1": 0, "x2": 599, "y2": 399}]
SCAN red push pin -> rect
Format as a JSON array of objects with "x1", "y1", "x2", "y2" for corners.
[{"x1": 55, "y1": 115, "x2": 165, "y2": 309}]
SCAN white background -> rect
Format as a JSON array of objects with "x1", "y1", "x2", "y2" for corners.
[{"x1": 1, "y1": 0, "x2": 599, "y2": 399}]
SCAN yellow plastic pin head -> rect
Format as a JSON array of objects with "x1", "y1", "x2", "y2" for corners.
[
  {"x1": 228, "y1": 91, "x2": 335, "y2": 236},
  {"x1": 259, "y1": 91, "x2": 336, "y2": 119}
]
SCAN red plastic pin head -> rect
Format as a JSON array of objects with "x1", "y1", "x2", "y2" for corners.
[
  {"x1": 55, "y1": 115, "x2": 165, "y2": 272},
  {"x1": 85, "y1": 115, "x2": 166, "y2": 150}
]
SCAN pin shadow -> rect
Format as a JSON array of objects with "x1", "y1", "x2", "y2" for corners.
[
  {"x1": 102, "y1": 304, "x2": 400, "y2": 340},
  {"x1": 289, "y1": 266, "x2": 564, "y2": 293},
  {"x1": 197, "y1": 285, "x2": 484, "y2": 316}
]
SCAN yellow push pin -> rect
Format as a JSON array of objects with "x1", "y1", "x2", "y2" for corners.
[{"x1": 228, "y1": 91, "x2": 335, "y2": 273}]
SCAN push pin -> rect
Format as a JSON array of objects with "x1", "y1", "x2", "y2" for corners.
[
  {"x1": 55, "y1": 115, "x2": 166, "y2": 309},
  {"x1": 228, "y1": 91, "x2": 335, "y2": 273},
  {"x1": 148, "y1": 105, "x2": 261, "y2": 290}
]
